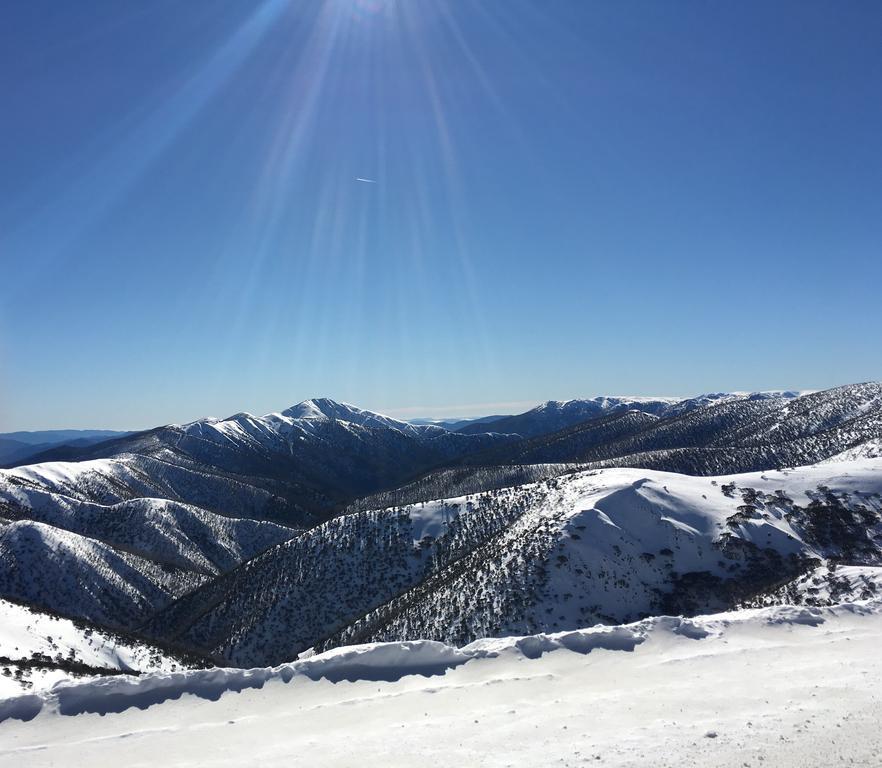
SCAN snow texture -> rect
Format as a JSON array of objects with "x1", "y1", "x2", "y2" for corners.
[
  {"x1": 0, "y1": 599, "x2": 185, "y2": 698},
  {"x1": 1, "y1": 598, "x2": 880, "y2": 767}
]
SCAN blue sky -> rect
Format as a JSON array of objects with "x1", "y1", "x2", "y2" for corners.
[{"x1": 1, "y1": 0, "x2": 881, "y2": 430}]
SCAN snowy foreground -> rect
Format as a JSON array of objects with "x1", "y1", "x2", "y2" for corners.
[{"x1": 1, "y1": 600, "x2": 880, "y2": 767}]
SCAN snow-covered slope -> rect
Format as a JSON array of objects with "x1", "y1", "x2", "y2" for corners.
[
  {"x1": 1, "y1": 453, "x2": 296, "y2": 523},
  {"x1": 0, "y1": 519, "x2": 209, "y2": 629},
  {"x1": 324, "y1": 459, "x2": 882, "y2": 652},
  {"x1": 140, "y1": 458, "x2": 882, "y2": 667},
  {"x1": 0, "y1": 481, "x2": 296, "y2": 575},
  {"x1": 0, "y1": 599, "x2": 195, "y2": 698},
  {"x1": 2, "y1": 599, "x2": 880, "y2": 768},
  {"x1": 821, "y1": 437, "x2": 882, "y2": 463},
  {"x1": 0, "y1": 478, "x2": 297, "y2": 631}
]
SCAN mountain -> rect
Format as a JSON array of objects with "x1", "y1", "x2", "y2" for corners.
[
  {"x1": 9, "y1": 388, "x2": 866, "y2": 525},
  {"x1": 459, "y1": 409, "x2": 662, "y2": 466},
  {"x1": 0, "y1": 440, "x2": 37, "y2": 468},
  {"x1": 9, "y1": 399, "x2": 514, "y2": 526},
  {"x1": 0, "y1": 430, "x2": 130, "y2": 447},
  {"x1": 139, "y1": 457, "x2": 882, "y2": 667},
  {"x1": 455, "y1": 396, "x2": 681, "y2": 437},
  {"x1": 458, "y1": 383, "x2": 882, "y2": 475},
  {"x1": 0, "y1": 477, "x2": 298, "y2": 575},
  {"x1": 3, "y1": 383, "x2": 881, "y2": 671},
  {"x1": 0, "y1": 519, "x2": 210, "y2": 630},
  {"x1": 0, "y1": 472, "x2": 297, "y2": 631},
  {"x1": 453, "y1": 391, "x2": 807, "y2": 439}
]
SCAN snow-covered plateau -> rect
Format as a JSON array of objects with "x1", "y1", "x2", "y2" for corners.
[{"x1": 0, "y1": 597, "x2": 880, "y2": 767}]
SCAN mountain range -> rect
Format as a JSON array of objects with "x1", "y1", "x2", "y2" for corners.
[{"x1": 0, "y1": 382, "x2": 881, "y2": 684}]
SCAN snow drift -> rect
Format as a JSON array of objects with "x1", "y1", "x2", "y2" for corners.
[{"x1": 2, "y1": 596, "x2": 877, "y2": 725}]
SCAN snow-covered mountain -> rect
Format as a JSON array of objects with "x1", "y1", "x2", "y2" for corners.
[
  {"x1": 277, "y1": 398, "x2": 440, "y2": 435},
  {"x1": 0, "y1": 477, "x2": 296, "y2": 574},
  {"x1": 138, "y1": 457, "x2": 881, "y2": 667},
  {"x1": 455, "y1": 396, "x2": 681, "y2": 437},
  {"x1": 0, "y1": 473, "x2": 297, "y2": 631},
  {"x1": 11, "y1": 398, "x2": 513, "y2": 526},
  {"x1": 462, "y1": 382, "x2": 882, "y2": 473},
  {"x1": 10, "y1": 385, "x2": 879, "y2": 535},
  {"x1": 453, "y1": 391, "x2": 807, "y2": 438}
]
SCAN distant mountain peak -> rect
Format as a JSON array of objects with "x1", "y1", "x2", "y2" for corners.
[
  {"x1": 280, "y1": 398, "x2": 398, "y2": 427},
  {"x1": 281, "y1": 398, "x2": 347, "y2": 420}
]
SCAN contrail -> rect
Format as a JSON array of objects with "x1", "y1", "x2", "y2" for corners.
[{"x1": 355, "y1": 177, "x2": 377, "y2": 183}]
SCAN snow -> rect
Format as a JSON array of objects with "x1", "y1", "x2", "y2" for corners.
[
  {"x1": 406, "y1": 498, "x2": 464, "y2": 544},
  {"x1": 0, "y1": 599, "x2": 183, "y2": 698},
  {"x1": 278, "y1": 398, "x2": 418, "y2": 433},
  {"x1": 175, "y1": 397, "x2": 440, "y2": 445},
  {"x1": 493, "y1": 459, "x2": 880, "y2": 625},
  {"x1": 564, "y1": 459, "x2": 881, "y2": 532},
  {"x1": 0, "y1": 475, "x2": 296, "y2": 635},
  {"x1": 10, "y1": 459, "x2": 119, "y2": 488},
  {"x1": 754, "y1": 564, "x2": 882, "y2": 607},
  {"x1": 115, "y1": 456, "x2": 881, "y2": 668},
  {"x1": 280, "y1": 398, "x2": 337, "y2": 421},
  {"x1": 1, "y1": 599, "x2": 880, "y2": 766}
]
